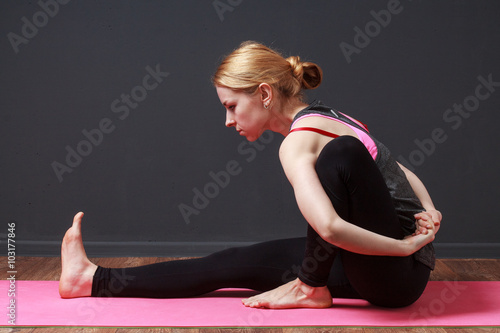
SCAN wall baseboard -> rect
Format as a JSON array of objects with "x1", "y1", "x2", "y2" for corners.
[{"x1": 6, "y1": 240, "x2": 500, "y2": 258}]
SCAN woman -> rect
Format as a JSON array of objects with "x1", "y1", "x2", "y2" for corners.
[{"x1": 59, "y1": 41, "x2": 441, "y2": 309}]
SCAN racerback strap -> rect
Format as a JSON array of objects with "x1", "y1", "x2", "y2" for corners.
[{"x1": 288, "y1": 127, "x2": 339, "y2": 139}]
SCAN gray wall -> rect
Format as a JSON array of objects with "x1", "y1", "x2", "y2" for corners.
[{"x1": 1, "y1": 0, "x2": 499, "y2": 258}]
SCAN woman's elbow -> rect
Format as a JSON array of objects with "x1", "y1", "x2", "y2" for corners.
[{"x1": 316, "y1": 219, "x2": 342, "y2": 245}]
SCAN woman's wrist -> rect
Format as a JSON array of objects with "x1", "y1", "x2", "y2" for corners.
[
  {"x1": 396, "y1": 237, "x2": 413, "y2": 256},
  {"x1": 421, "y1": 204, "x2": 434, "y2": 212}
]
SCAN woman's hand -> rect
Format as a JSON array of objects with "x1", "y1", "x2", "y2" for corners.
[
  {"x1": 401, "y1": 209, "x2": 441, "y2": 255},
  {"x1": 402, "y1": 227, "x2": 435, "y2": 255},
  {"x1": 414, "y1": 210, "x2": 442, "y2": 236}
]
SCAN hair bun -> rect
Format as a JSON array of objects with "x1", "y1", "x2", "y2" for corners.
[
  {"x1": 286, "y1": 56, "x2": 304, "y2": 79},
  {"x1": 286, "y1": 56, "x2": 322, "y2": 90}
]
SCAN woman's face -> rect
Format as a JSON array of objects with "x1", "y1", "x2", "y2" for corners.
[{"x1": 216, "y1": 86, "x2": 269, "y2": 142}]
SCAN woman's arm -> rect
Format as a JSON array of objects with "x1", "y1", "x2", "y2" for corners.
[
  {"x1": 279, "y1": 138, "x2": 434, "y2": 257},
  {"x1": 397, "y1": 162, "x2": 442, "y2": 234},
  {"x1": 397, "y1": 162, "x2": 436, "y2": 211}
]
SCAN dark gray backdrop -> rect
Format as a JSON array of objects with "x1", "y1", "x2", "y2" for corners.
[{"x1": 1, "y1": 0, "x2": 499, "y2": 258}]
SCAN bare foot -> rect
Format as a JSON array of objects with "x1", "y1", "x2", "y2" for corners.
[
  {"x1": 59, "y1": 212, "x2": 97, "y2": 298},
  {"x1": 241, "y1": 278, "x2": 333, "y2": 309}
]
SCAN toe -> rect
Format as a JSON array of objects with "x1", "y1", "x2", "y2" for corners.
[
  {"x1": 73, "y1": 212, "x2": 84, "y2": 224},
  {"x1": 71, "y1": 212, "x2": 84, "y2": 231},
  {"x1": 249, "y1": 300, "x2": 261, "y2": 308}
]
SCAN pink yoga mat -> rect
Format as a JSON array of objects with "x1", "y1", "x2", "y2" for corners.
[{"x1": 1, "y1": 281, "x2": 499, "y2": 327}]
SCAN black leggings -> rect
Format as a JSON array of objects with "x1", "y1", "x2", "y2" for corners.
[{"x1": 92, "y1": 136, "x2": 430, "y2": 307}]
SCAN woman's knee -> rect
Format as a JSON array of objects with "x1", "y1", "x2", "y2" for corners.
[{"x1": 315, "y1": 135, "x2": 370, "y2": 182}]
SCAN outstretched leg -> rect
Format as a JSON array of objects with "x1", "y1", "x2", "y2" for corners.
[
  {"x1": 60, "y1": 212, "x2": 356, "y2": 301},
  {"x1": 59, "y1": 212, "x2": 98, "y2": 298},
  {"x1": 91, "y1": 237, "x2": 308, "y2": 298}
]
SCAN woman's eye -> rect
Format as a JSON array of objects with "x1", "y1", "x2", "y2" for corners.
[{"x1": 228, "y1": 105, "x2": 235, "y2": 111}]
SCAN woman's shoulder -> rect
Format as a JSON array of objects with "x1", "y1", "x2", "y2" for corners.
[
  {"x1": 279, "y1": 133, "x2": 321, "y2": 182},
  {"x1": 280, "y1": 119, "x2": 340, "y2": 168},
  {"x1": 279, "y1": 129, "x2": 320, "y2": 162}
]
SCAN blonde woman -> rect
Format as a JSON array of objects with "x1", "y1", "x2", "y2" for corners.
[{"x1": 59, "y1": 41, "x2": 441, "y2": 309}]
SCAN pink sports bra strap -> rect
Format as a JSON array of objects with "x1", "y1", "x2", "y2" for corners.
[{"x1": 289, "y1": 127, "x2": 339, "y2": 139}]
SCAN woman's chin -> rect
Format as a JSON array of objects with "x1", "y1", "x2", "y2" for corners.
[
  {"x1": 240, "y1": 131, "x2": 256, "y2": 142},
  {"x1": 245, "y1": 135, "x2": 258, "y2": 142}
]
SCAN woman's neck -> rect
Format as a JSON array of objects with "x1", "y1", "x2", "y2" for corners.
[{"x1": 269, "y1": 98, "x2": 309, "y2": 136}]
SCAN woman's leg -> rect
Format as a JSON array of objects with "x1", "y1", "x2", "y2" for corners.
[
  {"x1": 301, "y1": 136, "x2": 430, "y2": 307},
  {"x1": 92, "y1": 238, "x2": 359, "y2": 299},
  {"x1": 91, "y1": 237, "x2": 307, "y2": 298},
  {"x1": 61, "y1": 213, "x2": 357, "y2": 299}
]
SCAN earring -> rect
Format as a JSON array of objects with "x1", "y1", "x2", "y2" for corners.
[{"x1": 264, "y1": 103, "x2": 269, "y2": 109}]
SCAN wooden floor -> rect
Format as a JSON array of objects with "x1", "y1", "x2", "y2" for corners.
[{"x1": 3, "y1": 257, "x2": 500, "y2": 333}]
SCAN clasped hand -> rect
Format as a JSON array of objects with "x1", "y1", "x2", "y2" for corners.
[
  {"x1": 414, "y1": 209, "x2": 442, "y2": 236},
  {"x1": 402, "y1": 209, "x2": 442, "y2": 255}
]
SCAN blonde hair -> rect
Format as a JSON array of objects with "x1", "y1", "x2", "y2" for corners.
[{"x1": 212, "y1": 41, "x2": 322, "y2": 101}]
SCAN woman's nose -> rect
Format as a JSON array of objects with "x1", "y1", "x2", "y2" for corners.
[{"x1": 225, "y1": 113, "x2": 235, "y2": 127}]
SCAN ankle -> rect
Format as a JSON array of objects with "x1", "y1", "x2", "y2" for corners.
[{"x1": 294, "y1": 278, "x2": 327, "y2": 296}]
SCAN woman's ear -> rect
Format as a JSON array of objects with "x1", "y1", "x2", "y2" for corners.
[{"x1": 258, "y1": 83, "x2": 273, "y2": 105}]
